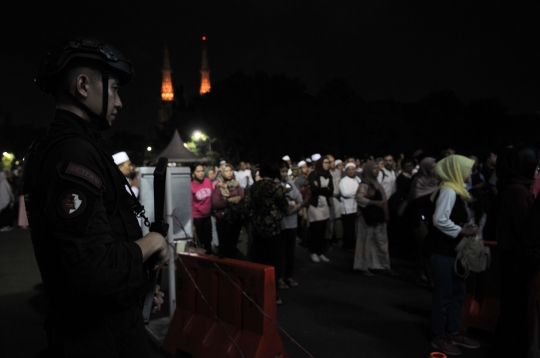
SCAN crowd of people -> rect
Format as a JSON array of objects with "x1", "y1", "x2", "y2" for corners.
[
  {"x1": 185, "y1": 145, "x2": 540, "y2": 357},
  {"x1": 6, "y1": 35, "x2": 537, "y2": 356},
  {"x1": 2, "y1": 143, "x2": 540, "y2": 356}
]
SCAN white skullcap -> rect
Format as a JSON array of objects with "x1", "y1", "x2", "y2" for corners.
[
  {"x1": 112, "y1": 151, "x2": 129, "y2": 165},
  {"x1": 345, "y1": 162, "x2": 356, "y2": 169},
  {"x1": 282, "y1": 155, "x2": 290, "y2": 161},
  {"x1": 298, "y1": 160, "x2": 307, "y2": 168},
  {"x1": 311, "y1": 153, "x2": 321, "y2": 161},
  {"x1": 219, "y1": 160, "x2": 226, "y2": 165},
  {"x1": 335, "y1": 159, "x2": 343, "y2": 166}
]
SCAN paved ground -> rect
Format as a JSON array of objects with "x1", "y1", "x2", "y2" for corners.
[{"x1": 0, "y1": 227, "x2": 496, "y2": 357}]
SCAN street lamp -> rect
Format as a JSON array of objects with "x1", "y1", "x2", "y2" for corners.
[{"x1": 192, "y1": 130, "x2": 211, "y2": 152}]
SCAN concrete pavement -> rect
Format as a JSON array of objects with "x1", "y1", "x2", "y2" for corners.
[{"x1": 0, "y1": 227, "x2": 494, "y2": 357}]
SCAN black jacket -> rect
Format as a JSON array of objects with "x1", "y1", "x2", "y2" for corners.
[
  {"x1": 24, "y1": 110, "x2": 150, "y2": 357},
  {"x1": 307, "y1": 171, "x2": 334, "y2": 208}
]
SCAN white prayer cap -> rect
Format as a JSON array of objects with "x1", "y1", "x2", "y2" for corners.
[
  {"x1": 282, "y1": 155, "x2": 290, "y2": 161},
  {"x1": 306, "y1": 158, "x2": 312, "y2": 163},
  {"x1": 335, "y1": 159, "x2": 343, "y2": 166},
  {"x1": 298, "y1": 160, "x2": 307, "y2": 168},
  {"x1": 345, "y1": 162, "x2": 356, "y2": 169},
  {"x1": 112, "y1": 151, "x2": 129, "y2": 165},
  {"x1": 311, "y1": 153, "x2": 321, "y2": 161},
  {"x1": 220, "y1": 160, "x2": 226, "y2": 165}
]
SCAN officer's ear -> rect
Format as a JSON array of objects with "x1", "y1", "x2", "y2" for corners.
[{"x1": 75, "y1": 74, "x2": 92, "y2": 99}]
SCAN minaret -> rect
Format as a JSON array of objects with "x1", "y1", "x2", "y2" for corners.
[
  {"x1": 159, "y1": 46, "x2": 174, "y2": 128},
  {"x1": 199, "y1": 37, "x2": 211, "y2": 96}
]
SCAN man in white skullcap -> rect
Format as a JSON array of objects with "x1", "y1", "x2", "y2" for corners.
[
  {"x1": 339, "y1": 162, "x2": 361, "y2": 251},
  {"x1": 112, "y1": 151, "x2": 139, "y2": 198},
  {"x1": 311, "y1": 153, "x2": 321, "y2": 162},
  {"x1": 282, "y1": 155, "x2": 291, "y2": 165}
]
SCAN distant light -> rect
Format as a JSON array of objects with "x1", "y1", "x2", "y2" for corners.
[
  {"x1": 193, "y1": 130, "x2": 202, "y2": 140},
  {"x1": 2, "y1": 152, "x2": 6, "y2": 156},
  {"x1": 147, "y1": 147, "x2": 152, "y2": 152},
  {"x1": 202, "y1": 36, "x2": 206, "y2": 41},
  {"x1": 15, "y1": 161, "x2": 19, "y2": 165}
]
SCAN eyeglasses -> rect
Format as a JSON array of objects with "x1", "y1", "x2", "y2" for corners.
[{"x1": 323, "y1": 161, "x2": 330, "y2": 164}]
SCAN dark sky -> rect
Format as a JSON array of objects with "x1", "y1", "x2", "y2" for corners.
[{"x1": 1, "y1": 1, "x2": 539, "y2": 137}]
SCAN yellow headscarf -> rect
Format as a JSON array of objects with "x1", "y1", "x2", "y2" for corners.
[{"x1": 430, "y1": 155, "x2": 475, "y2": 202}]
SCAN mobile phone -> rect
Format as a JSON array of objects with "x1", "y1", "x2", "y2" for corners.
[{"x1": 285, "y1": 183, "x2": 291, "y2": 189}]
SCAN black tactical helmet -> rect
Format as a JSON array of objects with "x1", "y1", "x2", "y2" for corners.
[{"x1": 35, "y1": 36, "x2": 134, "y2": 93}]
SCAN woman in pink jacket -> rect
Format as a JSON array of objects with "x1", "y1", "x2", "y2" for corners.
[{"x1": 191, "y1": 163, "x2": 214, "y2": 254}]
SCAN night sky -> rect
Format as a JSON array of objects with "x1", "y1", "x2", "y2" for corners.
[{"x1": 1, "y1": 1, "x2": 539, "y2": 137}]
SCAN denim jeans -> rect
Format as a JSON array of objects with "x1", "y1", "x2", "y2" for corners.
[{"x1": 429, "y1": 253, "x2": 466, "y2": 336}]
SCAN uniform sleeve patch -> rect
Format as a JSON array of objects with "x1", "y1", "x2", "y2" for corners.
[
  {"x1": 65, "y1": 162, "x2": 102, "y2": 189},
  {"x1": 58, "y1": 190, "x2": 87, "y2": 218}
]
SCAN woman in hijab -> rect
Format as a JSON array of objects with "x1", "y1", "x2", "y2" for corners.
[
  {"x1": 406, "y1": 157, "x2": 438, "y2": 287},
  {"x1": 205, "y1": 167, "x2": 217, "y2": 186},
  {"x1": 427, "y1": 155, "x2": 480, "y2": 356},
  {"x1": 307, "y1": 155, "x2": 334, "y2": 263},
  {"x1": 211, "y1": 164, "x2": 244, "y2": 258},
  {"x1": 353, "y1": 160, "x2": 393, "y2": 276}
]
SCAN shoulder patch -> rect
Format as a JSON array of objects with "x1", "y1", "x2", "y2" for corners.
[
  {"x1": 58, "y1": 190, "x2": 87, "y2": 218},
  {"x1": 65, "y1": 162, "x2": 102, "y2": 189}
]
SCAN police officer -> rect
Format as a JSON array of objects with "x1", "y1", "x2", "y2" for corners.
[{"x1": 24, "y1": 36, "x2": 170, "y2": 357}]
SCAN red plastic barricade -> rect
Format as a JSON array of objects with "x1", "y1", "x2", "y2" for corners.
[
  {"x1": 460, "y1": 240, "x2": 500, "y2": 334},
  {"x1": 162, "y1": 253, "x2": 288, "y2": 358}
]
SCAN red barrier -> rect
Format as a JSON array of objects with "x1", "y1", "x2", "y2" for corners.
[
  {"x1": 162, "y1": 253, "x2": 288, "y2": 358},
  {"x1": 460, "y1": 240, "x2": 500, "y2": 334}
]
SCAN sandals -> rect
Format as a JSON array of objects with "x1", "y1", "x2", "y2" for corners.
[
  {"x1": 277, "y1": 279, "x2": 289, "y2": 289},
  {"x1": 286, "y1": 278, "x2": 299, "y2": 287}
]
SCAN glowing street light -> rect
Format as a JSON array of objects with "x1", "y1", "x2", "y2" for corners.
[
  {"x1": 147, "y1": 146, "x2": 152, "y2": 152},
  {"x1": 192, "y1": 130, "x2": 212, "y2": 153}
]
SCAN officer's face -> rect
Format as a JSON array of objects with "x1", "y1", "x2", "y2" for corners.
[{"x1": 86, "y1": 75, "x2": 123, "y2": 125}]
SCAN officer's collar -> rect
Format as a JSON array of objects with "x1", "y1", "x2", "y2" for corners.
[{"x1": 53, "y1": 109, "x2": 103, "y2": 142}]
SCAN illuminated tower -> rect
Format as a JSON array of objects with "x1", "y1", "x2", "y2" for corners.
[
  {"x1": 159, "y1": 46, "x2": 174, "y2": 128},
  {"x1": 199, "y1": 37, "x2": 211, "y2": 96}
]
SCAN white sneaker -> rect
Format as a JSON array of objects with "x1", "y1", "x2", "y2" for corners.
[
  {"x1": 311, "y1": 253, "x2": 321, "y2": 263},
  {"x1": 319, "y1": 254, "x2": 330, "y2": 262}
]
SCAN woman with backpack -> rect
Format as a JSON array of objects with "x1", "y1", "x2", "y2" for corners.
[{"x1": 426, "y1": 155, "x2": 480, "y2": 356}]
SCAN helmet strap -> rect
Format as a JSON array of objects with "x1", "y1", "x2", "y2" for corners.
[{"x1": 100, "y1": 71, "x2": 109, "y2": 118}]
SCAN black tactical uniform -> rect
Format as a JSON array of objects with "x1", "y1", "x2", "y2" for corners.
[
  {"x1": 25, "y1": 37, "x2": 152, "y2": 357},
  {"x1": 25, "y1": 110, "x2": 151, "y2": 357}
]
